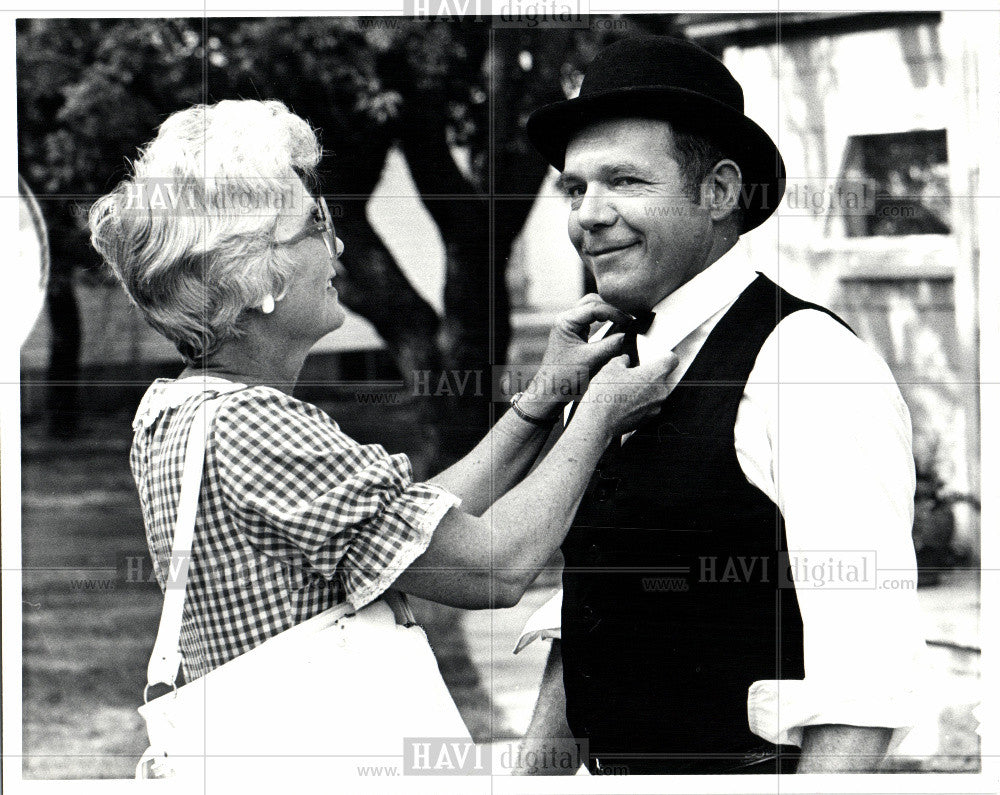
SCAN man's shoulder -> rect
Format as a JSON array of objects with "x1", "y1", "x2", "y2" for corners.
[
  {"x1": 747, "y1": 306, "x2": 911, "y2": 441},
  {"x1": 752, "y1": 273, "x2": 847, "y2": 326},
  {"x1": 757, "y1": 305, "x2": 897, "y2": 385}
]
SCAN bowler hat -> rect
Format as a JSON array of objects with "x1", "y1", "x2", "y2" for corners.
[{"x1": 527, "y1": 36, "x2": 784, "y2": 232}]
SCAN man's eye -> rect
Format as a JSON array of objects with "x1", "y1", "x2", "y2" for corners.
[
  {"x1": 612, "y1": 176, "x2": 640, "y2": 187},
  {"x1": 565, "y1": 184, "x2": 585, "y2": 199}
]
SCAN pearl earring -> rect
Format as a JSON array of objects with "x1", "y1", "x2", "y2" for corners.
[{"x1": 260, "y1": 294, "x2": 275, "y2": 314}]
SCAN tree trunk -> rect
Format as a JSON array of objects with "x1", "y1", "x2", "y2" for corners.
[
  {"x1": 323, "y1": 129, "x2": 447, "y2": 468},
  {"x1": 489, "y1": 30, "x2": 574, "y2": 336},
  {"x1": 398, "y1": 86, "x2": 497, "y2": 461},
  {"x1": 45, "y1": 258, "x2": 81, "y2": 439}
]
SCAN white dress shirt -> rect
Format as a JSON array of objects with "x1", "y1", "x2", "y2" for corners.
[{"x1": 522, "y1": 244, "x2": 927, "y2": 749}]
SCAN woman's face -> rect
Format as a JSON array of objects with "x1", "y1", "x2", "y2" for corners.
[{"x1": 267, "y1": 179, "x2": 347, "y2": 343}]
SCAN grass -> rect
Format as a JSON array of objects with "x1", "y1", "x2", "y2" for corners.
[{"x1": 22, "y1": 577, "x2": 158, "y2": 778}]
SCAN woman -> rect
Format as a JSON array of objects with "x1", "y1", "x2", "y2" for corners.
[{"x1": 88, "y1": 100, "x2": 673, "y2": 755}]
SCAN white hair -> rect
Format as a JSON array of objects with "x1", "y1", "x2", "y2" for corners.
[{"x1": 89, "y1": 99, "x2": 323, "y2": 363}]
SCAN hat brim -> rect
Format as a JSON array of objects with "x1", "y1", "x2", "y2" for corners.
[{"x1": 527, "y1": 86, "x2": 785, "y2": 233}]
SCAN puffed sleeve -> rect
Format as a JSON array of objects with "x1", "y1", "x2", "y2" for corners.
[{"x1": 212, "y1": 388, "x2": 460, "y2": 609}]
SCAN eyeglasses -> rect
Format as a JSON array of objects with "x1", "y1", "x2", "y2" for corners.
[{"x1": 274, "y1": 195, "x2": 344, "y2": 260}]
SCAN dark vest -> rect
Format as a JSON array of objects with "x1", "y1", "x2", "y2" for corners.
[{"x1": 560, "y1": 274, "x2": 852, "y2": 772}]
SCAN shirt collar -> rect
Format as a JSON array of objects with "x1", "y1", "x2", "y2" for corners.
[
  {"x1": 132, "y1": 376, "x2": 247, "y2": 432},
  {"x1": 641, "y1": 243, "x2": 757, "y2": 350}
]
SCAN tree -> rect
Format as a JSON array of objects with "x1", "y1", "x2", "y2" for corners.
[
  {"x1": 18, "y1": 15, "x2": 681, "y2": 459},
  {"x1": 18, "y1": 19, "x2": 206, "y2": 436}
]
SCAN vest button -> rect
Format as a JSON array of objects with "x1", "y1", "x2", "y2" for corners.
[{"x1": 587, "y1": 544, "x2": 601, "y2": 563}]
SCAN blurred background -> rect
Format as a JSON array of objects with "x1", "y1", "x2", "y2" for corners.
[{"x1": 16, "y1": 11, "x2": 988, "y2": 778}]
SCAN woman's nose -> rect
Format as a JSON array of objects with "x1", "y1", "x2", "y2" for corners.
[{"x1": 332, "y1": 238, "x2": 347, "y2": 276}]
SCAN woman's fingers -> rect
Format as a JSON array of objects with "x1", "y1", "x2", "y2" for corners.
[
  {"x1": 559, "y1": 295, "x2": 631, "y2": 334},
  {"x1": 583, "y1": 332, "x2": 625, "y2": 362},
  {"x1": 636, "y1": 351, "x2": 680, "y2": 379},
  {"x1": 581, "y1": 352, "x2": 681, "y2": 435}
]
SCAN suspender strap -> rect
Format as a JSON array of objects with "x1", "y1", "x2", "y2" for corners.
[{"x1": 145, "y1": 395, "x2": 229, "y2": 691}]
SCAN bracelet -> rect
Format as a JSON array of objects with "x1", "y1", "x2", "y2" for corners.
[{"x1": 509, "y1": 391, "x2": 557, "y2": 426}]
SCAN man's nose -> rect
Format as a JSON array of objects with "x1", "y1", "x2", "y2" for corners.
[{"x1": 574, "y1": 186, "x2": 617, "y2": 230}]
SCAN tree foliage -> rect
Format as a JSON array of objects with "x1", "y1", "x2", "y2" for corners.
[{"x1": 18, "y1": 15, "x2": 680, "y2": 453}]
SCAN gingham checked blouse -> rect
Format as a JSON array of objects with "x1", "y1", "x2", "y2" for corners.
[{"x1": 131, "y1": 376, "x2": 460, "y2": 681}]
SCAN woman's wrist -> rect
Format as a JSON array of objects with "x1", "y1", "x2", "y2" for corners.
[
  {"x1": 565, "y1": 398, "x2": 616, "y2": 448},
  {"x1": 521, "y1": 367, "x2": 582, "y2": 413},
  {"x1": 510, "y1": 389, "x2": 561, "y2": 424},
  {"x1": 512, "y1": 370, "x2": 562, "y2": 417}
]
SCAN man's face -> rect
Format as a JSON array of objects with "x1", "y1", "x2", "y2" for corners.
[{"x1": 559, "y1": 118, "x2": 715, "y2": 313}]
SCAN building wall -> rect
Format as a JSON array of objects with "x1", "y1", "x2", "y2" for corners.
[{"x1": 721, "y1": 14, "x2": 982, "y2": 552}]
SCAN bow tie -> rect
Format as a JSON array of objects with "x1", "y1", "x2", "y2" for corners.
[{"x1": 608, "y1": 310, "x2": 656, "y2": 366}]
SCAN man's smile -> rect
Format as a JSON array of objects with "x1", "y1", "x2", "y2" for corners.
[{"x1": 583, "y1": 240, "x2": 640, "y2": 258}]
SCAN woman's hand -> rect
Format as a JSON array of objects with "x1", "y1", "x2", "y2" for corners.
[
  {"x1": 575, "y1": 352, "x2": 679, "y2": 438},
  {"x1": 399, "y1": 350, "x2": 679, "y2": 609},
  {"x1": 516, "y1": 295, "x2": 632, "y2": 420}
]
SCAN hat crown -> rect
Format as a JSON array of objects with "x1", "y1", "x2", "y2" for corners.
[
  {"x1": 580, "y1": 36, "x2": 744, "y2": 115},
  {"x1": 526, "y1": 35, "x2": 785, "y2": 233}
]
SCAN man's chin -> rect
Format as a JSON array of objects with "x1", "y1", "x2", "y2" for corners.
[{"x1": 595, "y1": 285, "x2": 648, "y2": 315}]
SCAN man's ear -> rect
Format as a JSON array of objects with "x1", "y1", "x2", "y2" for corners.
[{"x1": 702, "y1": 159, "x2": 742, "y2": 223}]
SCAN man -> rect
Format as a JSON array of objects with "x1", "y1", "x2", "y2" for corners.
[{"x1": 515, "y1": 35, "x2": 925, "y2": 775}]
